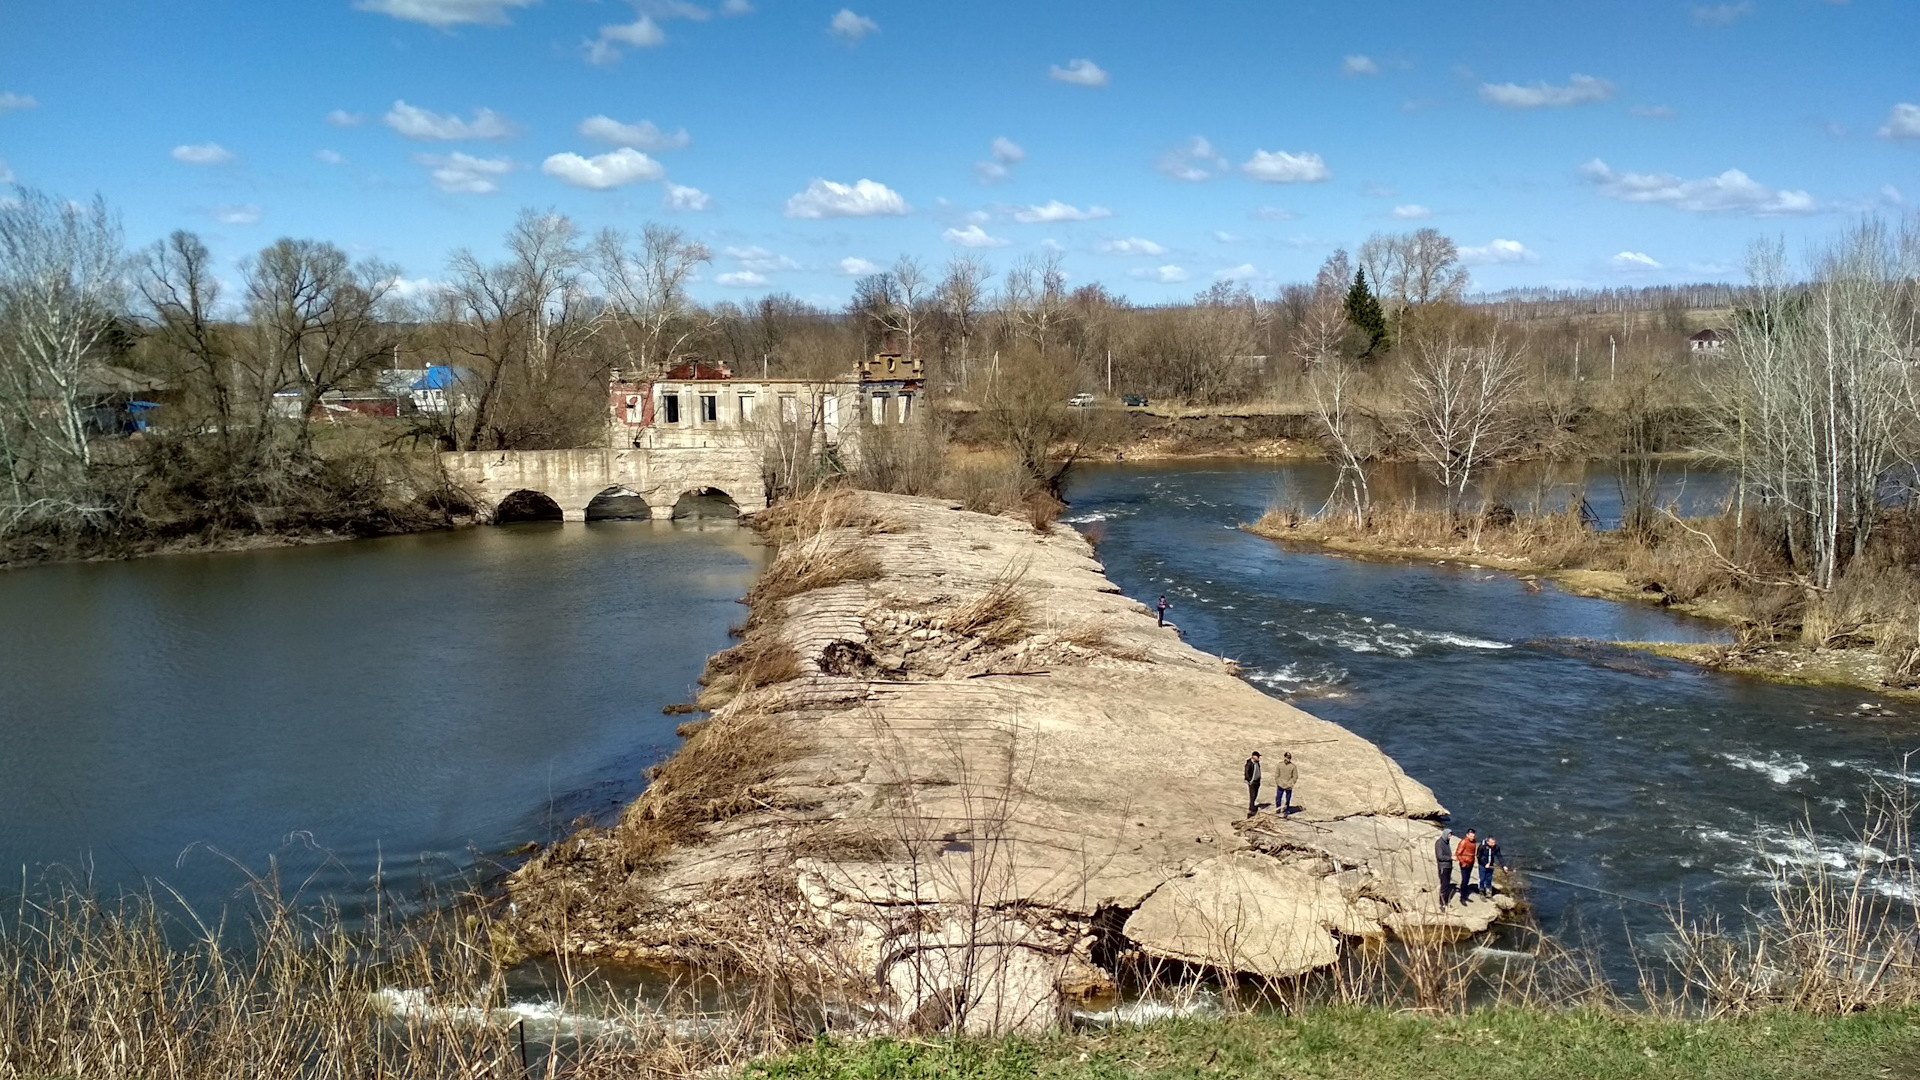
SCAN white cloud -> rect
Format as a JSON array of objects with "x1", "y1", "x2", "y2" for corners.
[
  {"x1": 1479, "y1": 74, "x2": 1615, "y2": 109},
  {"x1": 838, "y1": 256, "x2": 881, "y2": 275},
  {"x1": 942, "y1": 224, "x2": 1012, "y2": 248},
  {"x1": 721, "y1": 0, "x2": 754, "y2": 13},
  {"x1": 975, "y1": 161, "x2": 1011, "y2": 184},
  {"x1": 384, "y1": 100, "x2": 514, "y2": 140},
  {"x1": 384, "y1": 276, "x2": 448, "y2": 302},
  {"x1": 1631, "y1": 105, "x2": 1677, "y2": 119},
  {"x1": 171, "y1": 143, "x2": 234, "y2": 165},
  {"x1": 1390, "y1": 204, "x2": 1431, "y2": 220},
  {"x1": 1609, "y1": 251, "x2": 1663, "y2": 272},
  {"x1": 1157, "y1": 135, "x2": 1225, "y2": 182},
  {"x1": 991, "y1": 136, "x2": 1026, "y2": 164},
  {"x1": 578, "y1": 115, "x2": 690, "y2": 151},
  {"x1": 1880, "y1": 103, "x2": 1920, "y2": 140},
  {"x1": 1341, "y1": 55, "x2": 1379, "y2": 77},
  {"x1": 1883, "y1": 184, "x2": 1906, "y2": 207},
  {"x1": 586, "y1": 16, "x2": 667, "y2": 64},
  {"x1": 325, "y1": 109, "x2": 365, "y2": 127},
  {"x1": 716, "y1": 270, "x2": 770, "y2": 287},
  {"x1": 1240, "y1": 149, "x2": 1331, "y2": 184},
  {"x1": 1011, "y1": 200, "x2": 1112, "y2": 223},
  {"x1": 829, "y1": 9, "x2": 878, "y2": 41},
  {"x1": 663, "y1": 183, "x2": 710, "y2": 211},
  {"x1": 1049, "y1": 59, "x2": 1109, "y2": 88},
  {"x1": 541, "y1": 148, "x2": 665, "y2": 189},
  {"x1": 725, "y1": 245, "x2": 800, "y2": 273},
  {"x1": 352, "y1": 0, "x2": 534, "y2": 28},
  {"x1": 1692, "y1": 2, "x2": 1753, "y2": 26},
  {"x1": 1129, "y1": 265, "x2": 1190, "y2": 284},
  {"x1": 1099, "y1": 236, "x2": 1166, "y2": 256},
  {"x1": 641, "y1": 0, "x2": 713, "y2": 19},
  {"x1": 1213, "y1": 231, "x2": 1240, "y2": 243},
  {"x1": 1579, "y1": 158, "x2": 1815, "y2": 216},
  {"x1": 0, "y1": 159, "x2": 12, "y2": 184},
  {"x1": 316, "y1": 149, "x2": 346, "y2": 165},
  {"x1": 784, "y1": 177, "x2": 909, "y2": 218},
  {"x1": 415, "y1": 152, "x2": 513, "y2": 194},
  {"x1": 210, "y1": 204, "x2": 262, "y2": 226},
  {"x1": 1252, "y1": 206, "x2": 1299, "y2": 221},
  {"x1": 1, "y1": 92, "x2": 40, "y2": 113},
  {"x1": 1459, "y1": 239, "x2": 1538, "y2": 265},
  {"x1": 1214, "y1": 263, "x2": 1263, "y2": 283}
]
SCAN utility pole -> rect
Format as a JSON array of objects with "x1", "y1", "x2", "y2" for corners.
[
  {"x1": 1609, "y1": 335, "x2": 1616, "y2": 382},
  {"x1": 1106, "y1": 349, "x2": 1112, "y2": 394}
]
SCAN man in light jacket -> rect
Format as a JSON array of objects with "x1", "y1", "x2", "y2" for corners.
[
  {"x1": 1272, "y1": 751, "x2": 1298, "y2": 816},
  {"x1": 1243, "y1": 751, "x2": 1262, "y2": 817}
]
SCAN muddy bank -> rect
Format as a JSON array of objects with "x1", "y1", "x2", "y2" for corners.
[{"x1": 505, "y1": 492, "x2": 1509, "y2": 1034}]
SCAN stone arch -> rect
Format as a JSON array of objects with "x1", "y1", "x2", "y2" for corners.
[
  {"x1": 585, "y1": 486, "x2": 653, "y2": 522},
  {"x1": 494, "y1": 489, "x2": 564, "y2": 524},
  {"x1": 670, "y1": 486, "x2": 740, "y2": 521}
]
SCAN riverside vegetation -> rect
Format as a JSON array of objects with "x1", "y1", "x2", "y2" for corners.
[{"x1": 9, "y1": 491, "x2": 1920, "y2": 1076}]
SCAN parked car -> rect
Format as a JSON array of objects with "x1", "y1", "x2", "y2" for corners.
[
  {"x1": 1121, "y1": 394, "x2": 1149, "y2": 408},
  {"x1": 1067, "y1": 392, "x2": 1095, "y2": 408}
]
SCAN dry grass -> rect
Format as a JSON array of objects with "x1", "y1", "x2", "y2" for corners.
[
  {"x1": 619, "y1": 699, "x2": 807, "y2": 863},
  {"x1": 938, "y1": 561, "x2": 1034, "y2": 647}
]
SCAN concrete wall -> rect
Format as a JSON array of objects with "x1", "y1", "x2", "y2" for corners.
[{"x1": 440, "y1": 445, "x2": 765, "y2": 521}]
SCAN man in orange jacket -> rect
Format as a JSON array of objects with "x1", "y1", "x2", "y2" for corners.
[{"x1": 1455, "y1": 829, "x2": 1480, "y2": 902}]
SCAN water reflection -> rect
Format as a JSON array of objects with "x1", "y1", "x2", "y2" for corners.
[{"x1": 0, "y1": 521, "x2": 767, "y2": 916}]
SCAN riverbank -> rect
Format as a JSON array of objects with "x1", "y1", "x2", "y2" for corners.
[
  {"x1": 504, "y1": 490, "x2": 1511, "y2": 1033},
  {"x1": 754, "y1": 1007, "x2": 1920, "y2": 1080},
  {"x1": 1243, "y1": 506, "x2": 1920, "y2": 703}
]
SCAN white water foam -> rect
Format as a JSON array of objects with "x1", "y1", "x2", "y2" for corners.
[
  {"x1": 1074, "y1": 993, "x2": 1221, "y2": 1028},
  {"x1": 1718, "y1": 752, "x2": 1812, "y2": 786}
]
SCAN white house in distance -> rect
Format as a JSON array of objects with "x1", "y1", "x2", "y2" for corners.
[{"x1": 1689, "y1": 328, "x2": 1730, "y2": 354}]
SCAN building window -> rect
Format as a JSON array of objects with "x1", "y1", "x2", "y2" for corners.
[
  {"x1": 779, "y1": 394, "x2": 798, "y2": 423},
  {"x1": 870, "y1": 394, "x2": 888, "y2": 425},
  {"x1": 661, "y1": 392, "x2": 681, "y2": 424},
  {"x1": 739, "y1": 394, "x2": 755, "y2": 422},
  {"x1": 699, "y1": 394, "x2": 718, "y2": 423},
  {"x1": 822, "y1": 394, "x2": 839, "y2": 428},
  {"x1": 898, "y1": 393, "x2": 913, "y2": 424}
]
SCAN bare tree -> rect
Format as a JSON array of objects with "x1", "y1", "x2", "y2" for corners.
[
  {"x1": 875, "y1": 255, "x2": 930, "y2": 363},
  {"x1": 242, "y1": 238, "x2": 397, "y2": 452},
  {"x1": 440, "y1": 211, "x2": 601, "y2": 450},
  {"x1": 936, "y1": 255, "x2": 991, "y2": 391},
  {"x1": 1395, "y1": 323, "x2": 1526, "y2": 518},
  {"x1": 595, "y1": 222, "x2": 711, "y2": 374},
  {"x1": 1360, "y1": 229, "x2": 1468, "y2": 313},
  {"x1": 0, "y1": 190, "x2": 125, "y2": 530}
]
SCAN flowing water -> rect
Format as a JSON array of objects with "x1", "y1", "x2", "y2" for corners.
[
  {"x1": 1064, "y1": 460, "x2": 1920, "y2": 974},
  {"x1": 0, "y1": 522, "x2": 767, "y2": 916},
  {"x1": 3, "y1": 461, "x2": 1917, "y2": 984}
]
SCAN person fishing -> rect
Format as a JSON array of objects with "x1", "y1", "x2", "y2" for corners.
[
  {"x1": 1272, "y1": 751, "x2": 1297, "y2": 816},
  {"x1": 1477, "y1": 835, "x2": 1508, "y2": 896},
  {"x1": 1243, "y1": 751, "x2": 1262, "y2": 817},
  {"x1": 1156, "y1": 595, "x2": 1171, "y2": 626},
  {"x1": 1455, "y1": 828, "x2": 1480, "y2": 902},
  {"x1": 1434, "y1": 827, "x2": 1457, "y2": 909}
]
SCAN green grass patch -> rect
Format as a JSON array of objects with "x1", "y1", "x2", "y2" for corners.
[{"x1": 748, "y1": 1007, "x2": 1920, "y2": 1080}]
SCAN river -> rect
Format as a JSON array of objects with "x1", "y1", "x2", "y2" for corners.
[
  {"x1": 3, "y1": 461, "x2": 1916, "y2": 978},
  {"x1": 0, "y1": 522, "x2": 767, "y2": 916},
  {"x1": 1064, "y1": 460, "x2": 1920, "y2": 973}
]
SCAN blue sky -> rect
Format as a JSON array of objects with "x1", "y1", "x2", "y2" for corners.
[{"x1": 1, "y1": 0, "x2": 1915, "y2": 306}]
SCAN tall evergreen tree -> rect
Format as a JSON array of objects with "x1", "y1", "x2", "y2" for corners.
[{"x1": 1343, "y1": 267, "x2": 1388, "y2": 357}]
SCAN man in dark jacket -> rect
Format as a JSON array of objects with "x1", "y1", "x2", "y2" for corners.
[
  {"x1": 1272, "y1": 751, "x2": 1298, "y2": 816},
  {"x1": 1477, "y1": 836, "x2": 1509, "y2": 896},
  {"x1": 1435, "y1": 828, "x2": 1457, "y2": 909},
  {"x1": 1243, "y1": 751, "x2": 1262, "y2": 817}
]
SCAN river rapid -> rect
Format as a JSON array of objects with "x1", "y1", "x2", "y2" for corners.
[{"x1": 1065, "y1": 460, "x2": 1920, "y2": 972}]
